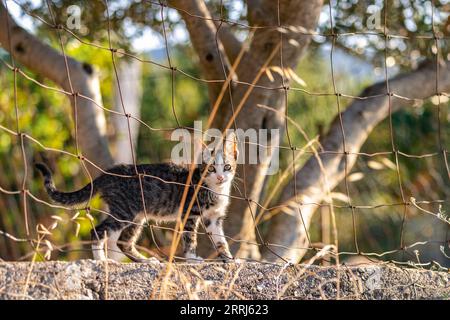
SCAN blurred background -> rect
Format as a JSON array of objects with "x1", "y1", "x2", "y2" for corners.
[{"x1": 0, "y1": 0, "x2": 449, "y2": 268}]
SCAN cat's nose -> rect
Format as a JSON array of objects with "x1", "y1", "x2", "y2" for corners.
[{"x1": 217, "y1": 175, "x2": 224, "y2": 182}]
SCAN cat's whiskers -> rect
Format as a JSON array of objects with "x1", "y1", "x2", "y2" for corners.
[
  {"x1": 233, "y1": 176, "x2": 244, "y2": 183},
  {"x1": 231, "y1": 180, "x2": 243, "y2": 196}
]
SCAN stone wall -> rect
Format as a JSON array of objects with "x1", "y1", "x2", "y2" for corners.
[{"x1": 0, "y1": 260, "x2": 448, "y2": 299}]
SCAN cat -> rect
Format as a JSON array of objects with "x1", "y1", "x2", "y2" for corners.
[{"x1": 36, "y1": 133, "x2": 239, "y2": 264}]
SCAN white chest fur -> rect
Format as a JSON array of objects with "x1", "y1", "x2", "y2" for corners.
[{"x1": 204, "y1": 181, "x2": 231, "y2": 218}]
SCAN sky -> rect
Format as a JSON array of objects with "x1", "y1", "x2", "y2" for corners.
[{"x1": 6, "y1": 0, "x2": 168, "y2": 51}]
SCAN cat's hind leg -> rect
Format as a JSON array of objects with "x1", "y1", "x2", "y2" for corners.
[
  {"x1": 106, "y1": 229, "x2": 127, "y2": 261},
  {"x1": 91, "y1": 217, "x2": 123, "y2": 261},
  {"x1": 117, "y1": 219, "x2": 159, "y2": 264}
]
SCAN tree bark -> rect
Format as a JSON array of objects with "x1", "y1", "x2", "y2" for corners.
[
  {"x1": 0, "y1": 3, "x2": 113, "y2": 176},
  {"x1": 213, "y1": 22, "x2": 242, "y2": 65},
  {"x1": 169, "y1": 0, "x2": 231, "y2": 103},
  {"x1": 262, "y1": 60, "x2": 450, "y2": 262},
  {"x1": 112, "y1": 59, "x2": 142, "y2": 164}
]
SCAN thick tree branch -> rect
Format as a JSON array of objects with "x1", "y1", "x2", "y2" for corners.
[
  {"x1": 169, "y1": 0, "x2": 231, "y2": 103},
  {"x1": 242, "y1": 0, "x2": 322, "y2": 75},
  {"x1": 112, "y1": 59, "x2": 142, "y2": 164},
  {"x1": 0, "y1": 3, "x2": 114, "y2": 175},
  {"x1": 213, "y1": 21, "x2": 243, "y2": 64},
  {"x1": 262, "y1": 60, "x2": 450, "y2": 262}
]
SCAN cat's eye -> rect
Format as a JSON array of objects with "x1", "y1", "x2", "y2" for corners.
[
  {"x1": 224, "y1": 164, "x2": 231, "y2": 171},
  {"x1": 208, "y1": 166, "x2": 215, "y2": 172}
]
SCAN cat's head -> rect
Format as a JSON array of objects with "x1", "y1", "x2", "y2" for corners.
[{"x1": 200, "y1": 132, "x2": 238, "y2": 189}]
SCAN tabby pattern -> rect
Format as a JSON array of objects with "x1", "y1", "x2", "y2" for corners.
[{"x1": 36, "y1": 134, "x2": 239, "y2": 263}]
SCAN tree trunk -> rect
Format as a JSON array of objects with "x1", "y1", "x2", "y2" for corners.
[
  {"x1": 171, "y1": 0, "x2": 324, "y2": 259},
  {"x1": 220, "y1": 0, "x2": 324, "y2": 259},
  {"x1": 0, "y1": 3, "x2": 113, "y2": 176},
  {"x1": 262, "y1": 60, "x2": 450, "y2": 262},
  {"x1": 111, "y1": 59, "x2": 143, "y2": 164}
]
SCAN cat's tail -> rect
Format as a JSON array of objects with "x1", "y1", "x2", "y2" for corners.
[{"x1": 35, "y1": 163, "x2": 99, "y2": 207}]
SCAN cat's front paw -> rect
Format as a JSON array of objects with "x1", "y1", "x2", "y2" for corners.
[
  {"x1": 139, "y1": 257, "x2": 161, "y2": 265},
  {"x1": 220, "y1": 255, "x2": 245, "y2": 264},
  {"x1": 185, "y1": 255, "x2": 204, "y2": 264},
  {"x1": 219, "y1": 253, "x2": 234, "y2": 263}
]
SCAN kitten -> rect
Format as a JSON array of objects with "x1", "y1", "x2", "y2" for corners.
[{"x1": 36, "y1": 133, "x2": 239, "y2": 264}]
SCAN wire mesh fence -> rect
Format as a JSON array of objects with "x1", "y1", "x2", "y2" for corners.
[{"x1": 0, "y1": 0, "x2": 449, "y2": 293}]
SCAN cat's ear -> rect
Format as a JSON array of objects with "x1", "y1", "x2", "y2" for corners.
[{"x1": 224, "y1": 131, "x2": 238, "y2": 161}]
